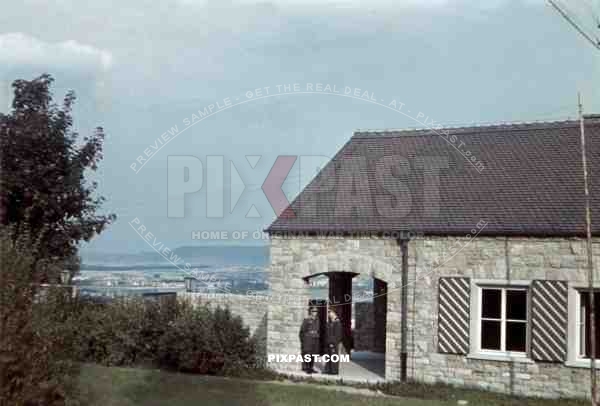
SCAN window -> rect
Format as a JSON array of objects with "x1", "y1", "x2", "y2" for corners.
[
  {"x1": 578, "y1": 291, "x2": 600, "y2": 359},
  {"x1": 479, "y1": 287, "x2": 528, "y2": 354}
]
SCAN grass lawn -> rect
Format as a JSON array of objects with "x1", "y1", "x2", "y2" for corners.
[
  {"x1": 77, "y1": 364, "x2": 447, "y2": 406},
  {"x1": 77, "y1": 364, "x2": 586, "y2": 406}
]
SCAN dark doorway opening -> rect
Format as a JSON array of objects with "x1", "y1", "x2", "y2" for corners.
[
  {"x1": 328, "y1": 272, "x2": 356, "y2": 355},
  {"x1": 302, "y1": 271, "x2": 386, "y2": 381},
  {"x1": 309, "y1": 299, "x2": 327, "y2": 355}
]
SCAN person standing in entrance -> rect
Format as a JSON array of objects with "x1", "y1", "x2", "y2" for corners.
[
  {"x1": 299, "y1": 307, "x2": 320, "y2": 374},
  {"x1": 324, "y1": 307, "x2": 343, "y2": 375}
]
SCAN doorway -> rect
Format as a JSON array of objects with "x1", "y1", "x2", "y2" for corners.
[{"x1": 308, "y1": 298, "x2": 327, "y2": 355}]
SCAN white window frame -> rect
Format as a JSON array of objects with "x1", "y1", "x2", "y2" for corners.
[
  {"x1": 574, "y1": 289, "x2": 598, "y2": 361},
  {"x1": 566, "y1": 285, "x2": 599, "y2": 368},
  {"x1": 577, "y1": 290, "x2": 587, "y2": 359},
  {"x1": 468, "y1": 279, "x2": 533, "y2": 363}
]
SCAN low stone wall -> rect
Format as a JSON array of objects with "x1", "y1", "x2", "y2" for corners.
[{"x1": 178, "y1": 292, "x2": 268, "y2": 363}]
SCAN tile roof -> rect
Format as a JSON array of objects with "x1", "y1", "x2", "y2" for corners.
[{"x1": 266, "y1": 117, "x2": 600, "y2": 237}]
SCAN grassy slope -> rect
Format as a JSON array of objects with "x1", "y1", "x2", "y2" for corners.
[{"x1": 77, "y1": 364, "x2": 445, "y2": 406}]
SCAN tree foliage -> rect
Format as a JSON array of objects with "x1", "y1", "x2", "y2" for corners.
[
  {"x1": 0, "y1": 74, "x2": 115, "y2": 281},
  {"x1": 0, "y1": 229, "x2": 81, "y2": 406},
  {"x1": 0, "y1": 74, "x2": 115, "y2": 405}
]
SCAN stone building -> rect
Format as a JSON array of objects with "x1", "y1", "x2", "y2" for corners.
[{"x1": 264, "y1": 117, "x2": 600, "y2": 399}]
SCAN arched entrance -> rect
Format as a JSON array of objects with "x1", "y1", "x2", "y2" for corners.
[
  {"x1": 304, "y1": 271, "x2": 358, "y2": 356},
  {"x1": 303, "y1": 270, "x2": 387, "y2": 380}
]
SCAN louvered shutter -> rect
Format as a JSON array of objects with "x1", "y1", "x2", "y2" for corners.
[
  {"x1": 531, "y1": 280, "x2": 568, "y2": 362},
  {"x1": 438, "y1": 277, "x2": 470, "y2": 355}
]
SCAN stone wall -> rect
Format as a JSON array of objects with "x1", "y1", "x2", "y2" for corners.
[
  {"x1": 267, "y1": 235, "x2": 600, "y2": 398},
  {"x1": 268, "y1": 236, "x2": 403, "y2": 376},
  {"x1": 407, "y1": 236, "x2": 600, "y2": 399},
  {"x1": 178, "y1": 292, "x2": 268, "y2": 362}
]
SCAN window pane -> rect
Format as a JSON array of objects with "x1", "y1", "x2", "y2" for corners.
[
  {"x1": 506, "y1": 322, "x2": 527, "y2": 352},
  {"x1": 580, "y1": 292, "x2": 600, "y2": 358},
  {"x1": 581, "y1": 293, "x2": 588, "y2": 357},
  {"x1": 482, "y1": 289, "x2": 501, "y2": 319},
  {"x1": 506, "y1": 290, "x2": 527, "y2": 321},
  {"x1": 481, "y1": 320, "x2": 501, "y2": 350},
  {"x1": 580, "y1": 302, "x2": 586, "y2": 357}
]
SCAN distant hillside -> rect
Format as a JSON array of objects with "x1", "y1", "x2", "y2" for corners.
[
  {"x1": 80, "y1": 245, "x2": 269, "y2": 269},
  {"x1": 173, "y1": 245, "x2": 269, "y2": 266},
  {"x1": 79, "y1": 264, "x2": 211, "y2": 271}
]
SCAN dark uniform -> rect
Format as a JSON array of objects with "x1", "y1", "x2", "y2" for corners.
[
  {"x1": 324, "y1": 318, "x2": 343, "y2": 375},
  {"x1": 299, "y1": 316, "x2": 320, "y2": 373}
]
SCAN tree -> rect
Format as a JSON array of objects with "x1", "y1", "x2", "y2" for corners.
[
  {"x1": 0, "y1": 228, "x2": 81, "y2": 406},
  {"x1": 0, "y1": 74, "x2": 115, "y2": 282}
]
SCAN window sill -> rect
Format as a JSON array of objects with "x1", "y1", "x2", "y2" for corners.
[
  {"x1": 467, "y1": 352, "x2": 534, "y2": 364},
  {"x1": 565, "y1": 359, "x2": 600, "y2": 369}
]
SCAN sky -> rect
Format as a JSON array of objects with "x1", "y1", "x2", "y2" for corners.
[{"x1": 0, "y1": 0, "x2": 599, "y2": 255}]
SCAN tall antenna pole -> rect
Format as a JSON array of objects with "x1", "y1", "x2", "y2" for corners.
[
  {"x1": 580, "y1": 92, "x2": 597, "y2": 406},
  {"x1": 548, "y1": 0, "x2": 600, "y2": 50}
]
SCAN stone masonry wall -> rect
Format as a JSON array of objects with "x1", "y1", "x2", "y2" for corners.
[
  {"x1": 408, "y1": 236, "x2": 600, "y2": 399},
  {"x1": 268, "y1": 235, "x2": 600, "y2": 398},
  {"x1": 268, "y1": 236, "x2": 403, "y2": 377}
]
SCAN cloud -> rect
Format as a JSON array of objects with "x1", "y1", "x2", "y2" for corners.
[{"x1": 0, "y1": 32, "x2": 113, "y2": 72}]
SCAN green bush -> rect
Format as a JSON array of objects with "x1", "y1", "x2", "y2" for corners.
[
  {"x1": 75, "y1": 297, "x2": 260, "y2": 376},
  {"x1": 0, "y1": 231, "x2": 80, "y2": 406},
  {"x1": 74, "y1": 298, "x2": 146, "y2": 366},
  {"x1": 156, "y1": 303, "x2": 222, "y2": 373},
  {"x1": 211, "y1": 306, "x2": 259, "y2": 374}
]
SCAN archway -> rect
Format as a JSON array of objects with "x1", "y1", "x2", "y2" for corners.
[
  {"x1": 303, "y1": 270, "x2": 387, "y2": 380},
  {"x1": 304, "y1": 271, "x2": 358, "y2": 356}
]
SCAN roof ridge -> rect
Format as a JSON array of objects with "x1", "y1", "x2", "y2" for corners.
[{"x1": 351, "y1": 116, "x2": 600, "y2": 138}]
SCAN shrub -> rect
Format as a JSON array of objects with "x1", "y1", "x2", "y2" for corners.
[
  {"x1": 75, "y1": 297, "x2": 260, "y2": 376},
  {"x1": 210, "y1": 306, "x2": 257, "y2": 375},
  {"x1": 155, "y1": 302, "x2": 258, "y2": 375},
  {"x1": 156, "y1": 303, "x2": 223, "y2": 373},
  {"x1": 136, "y1": 297, "x2": 181, "y2": 365},
  {"x1": 74, "y1": 298, "x2": 147, "y2": 366},
  {"x1": 0, "y1": 230, "x2": 80, "y2": 406}
]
